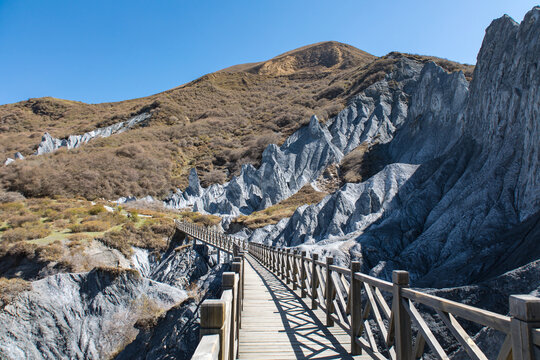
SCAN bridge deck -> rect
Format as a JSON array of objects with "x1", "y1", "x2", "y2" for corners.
[{"x1": 239, "y1": 255, "x2": 369, "y2": 359}]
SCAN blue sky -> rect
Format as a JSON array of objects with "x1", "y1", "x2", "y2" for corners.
[{"x1": 0, "y1": 0, "x2": 537, "y2": 105}]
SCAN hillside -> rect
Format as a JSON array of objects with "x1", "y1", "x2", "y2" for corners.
[{"x1": 0, "y1": 41, "x2": 472, "y2": 200}]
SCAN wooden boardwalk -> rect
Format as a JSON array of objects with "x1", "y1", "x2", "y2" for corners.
[
  {"x1": 239, "y1": 255, "x2": 369, "y2": 359},
  {"x1": 186, "y1": 222, "x2": 540, "y2": 360}
]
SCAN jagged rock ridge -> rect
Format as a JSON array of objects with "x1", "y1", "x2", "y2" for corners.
[
  {"x1": 3, "y1": 112, "x2": 151, "y2": 165},
  {"x1": 34, "y1": 112, "x2": 151, "y2": 155},
  {"x1": 247, "y1": 7, "x2": 540, "y2": 289},
  {"x1": 164, "y1": 58, "x2": 422, "y2": 216}
]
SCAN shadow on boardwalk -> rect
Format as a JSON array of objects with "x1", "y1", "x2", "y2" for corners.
[{"x1": 238, "y1": 255, "x2": 366, "y2": 359}]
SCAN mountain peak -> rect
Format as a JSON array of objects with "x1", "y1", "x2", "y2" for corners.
[{"x1": 221, "y1": 41, "x2": 376, "y2": 76}]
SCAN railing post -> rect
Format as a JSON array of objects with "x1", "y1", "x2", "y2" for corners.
[
  {"x1": 232, "y1": 260, "x2": 243, "y2": 331},
  {"x1": 292, "y1": 250, "x2": 298, "y2": 290},
  {"x1": 239, "y1": 253, "x2": 245, "y2": 302},
  {"x1": 276, "y1": 248, "x2": 280, "y2": 276},
  {"x1": 222, "y1": 272, "x2": 238, "y2": 360},
  {"x1": 311, "y1": 253, "x2": 319, "y2": 310},
  {"x1": 280, "y1": 249, "x2": 285, "y2": 280},
  {"x1": 350, "y1": 261, "x2": 362, "y2": 355},
  {"x1": 510, "y1": 295, "x2": 540, "y2": 360},
  {"x1": 285, "y1": 249, "x2": 291, "y2": 284},
  {"x1": 300, "y1": 251, "x2": 307, "y2": 298},
  {"x1": 200, "y1": 300, "x2": 226, "y2": 360},
  {"x1": 393, "y1": 270, "x2": 412, "y2": 360},
  {"x1": 326, "y1": 256, "x2": 334, "y2": 327}
]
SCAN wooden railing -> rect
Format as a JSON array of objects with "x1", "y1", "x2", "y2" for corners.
[
  {"x1": 191, "y1": 252, "x2": 246, "y2": 360},
  {"x1": 249, "y1": 242, "x2": 540, "y2": 360},
  {"x1": 175, "y1": 220, "x2": 248, "y2": 255}
]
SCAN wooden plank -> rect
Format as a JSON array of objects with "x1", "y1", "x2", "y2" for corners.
[
  {"x1": 364, "y1": 319, "x2": 378, "y2": 351},
  {"x1": 350, "y1": 261, "x2": 362, "y2": 355},
  {"x1": 355, "y1": 337, "x2": 387, "y2": 360},
  {"x1": 393, "y1": 271, "x2": 413, "y2": 360},
  {"x1": 329, "y1": 264, "x2": 351, "y2": 275},
  {"x1": 533, "y1": 328, "x2": 540, "y2": 346},
  {"x1": 412, "y1": 333, "x2": 426, "y2": 359},
  {"x1": 333, "y1": 272, "x2": 350, "y2": 325},
  {"x1": 374, "y1": 287, "x2": 391, "y2": 320},
  {"x1": 238, "y1": 254, "x2": 364, "y2": 360}
]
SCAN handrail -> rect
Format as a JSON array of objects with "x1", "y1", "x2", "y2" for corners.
[
  {"x1": 191, "y1": 251, "x2": 246, "y2": 360},
  {"x1": 175, "y1": 220, "x2": 249, "y2": 255},
  {"x1": 248, "y1": 242, "x2": 540, "y2": 360}
]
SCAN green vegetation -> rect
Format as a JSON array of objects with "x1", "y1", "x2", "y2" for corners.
[{"x1": 0, "y1": 196, "x2": 181, "y2": 272}]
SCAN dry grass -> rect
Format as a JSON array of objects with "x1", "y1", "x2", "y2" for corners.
[
  {"x1": 99, "y1": 218, "x2": 174, "y2": 256},
  {"x1": 179, "y1": 211, "x2": 222, "y2": 227},
  {"x1": 95, "y1": 266, "x2": 141, "y2": 278},
  {"x1": 132, "y1": 295, "x2": 167, "y2": 330},
  {"x1": 0, "y1": 277, "x2": 31, "y2": 308},
  {"x1": 69, "y1": 220, "x2": 112, "y2": 233},
  {"x1": 339, "y1": 142, "x2": 389, "y2": 184},
  {"x1": 0, "y1": 197, "x2": 177, "y2": 273},
  {"x1": 232, "y1": 184, "x2": 327, "y2": 229}
]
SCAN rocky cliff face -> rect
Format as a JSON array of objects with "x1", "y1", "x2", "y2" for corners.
[
  {"x1": 0, "y1": 236, "x2": 224, "y2": 360},
  {"x1": 0, "y1": 269, "x2": 186, "y2": 359},
  {"x1": 243, "y1": 7, "x2": 540, "y2": 289}
]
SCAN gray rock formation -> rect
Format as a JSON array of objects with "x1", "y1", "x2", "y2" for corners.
[
  {"x1": 34, "y1": 112, "x2": 151, "y2": 155},
  {"x1": 249, "y1": 163, "x2": 419, "y2": 247},
  {"x1": 3, "y1": 152, "x2": 24, "y2": 166},
  {"x1": 359, "y1": 8, "x2": 540, "y2": 287},
  {"x1": 0, "y1": 230, "x2": 225, "y2": 360},
  {"x1": 245, "y1": 7, "x2": 540, "y2": 289},
  {"x1": 114, "y1": 298, "x2": 200, "y2": 360},
  {"x1": 0, "y1": 268, "x2": 187, "y2": 360},
  {"x1": 165, "y1": 58, "x2": 423, "y2": 216}
]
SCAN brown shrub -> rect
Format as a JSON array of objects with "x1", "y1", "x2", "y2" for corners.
[
  {"x1": 0, "y1": 277, "x2": 31, "y2": 308},
  {"x1": 201, "y1": 169, "x2": 227, "y2": 187},
  {"x1": 340, "y1": 142, "x2": 389, "y2": 184},
  {"x1": 36, "y1": 241, "x2": 65, "y2": 262},
  {"x1": 0, "y1": 191, "x2": 25, "y2": 203},
  {"x1": 0, "y1": 46, "x2": 471, "y2": 200},
  {"x1": 88, "y1": 204, "x2": 106, "y2": 215},
  {"x1": 99, "y1": 219, "x2": 170, "y2": 256},
  {"x1": 180, "y1": 212, "x2": 221, "y2": 227},
  {"x1": 1, "y1": 225, "x2": 51, "y2": 242},
  {"x1": 69, "y1": 220, "x2": 111, "y2": 233},
  {"x1": 232, "y1": 184, "x2": 327, "y2": 229},
  {"x1": 7, "y1": 213, "x2": 40, "y2": 228},
  {"x1": 340, "y1": 142, "x2": 370, "y2": 183},
  {"x1": 4, "y1": 241, "x2": 38, "y2": 258}
]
